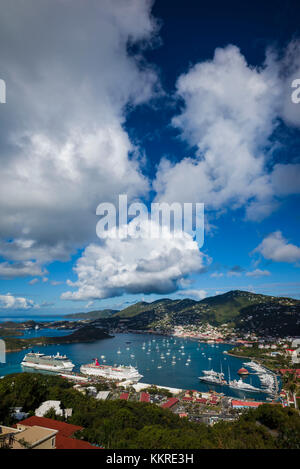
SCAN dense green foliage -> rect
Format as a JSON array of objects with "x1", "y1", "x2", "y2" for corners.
[
  {"x1": 143, "y1": 385, "x2": 173, "y2": 397},
  {"x1": 0, "y1": 373, "x2": 299, "y2": 449},
  {"x1": 227, "y1": 345, "x2": 292, "y2": 371}
]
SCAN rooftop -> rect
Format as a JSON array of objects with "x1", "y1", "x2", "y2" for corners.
[
  {"x1": 55, "y1": 434, "x2": 100, "y2": 449},
  {"x1": 161, "y1": 398, "x2": 179, "y2": 409},
  {"x1": 96, "y1": 391, "x2": 110, "y2": 400},
  {"x1": 140, "y1": 392, "x2": 150, "y2": 402},
  {"x1": 18, "y1": 416, "x2": 99, "y2": 450},
  {"x1": 15, "y1": 425, "x2": 57, "y2": 447},
  {"x1": 231, "y1": 400, "x2": 263, "y2": 408},
  {"x1": 19, "y1": 416, "x2": 82, "y2": 437}
]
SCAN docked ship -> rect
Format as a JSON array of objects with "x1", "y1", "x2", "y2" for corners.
[
  {"x1": 21, "y1": 352, "x2": 75, "y2": 372},
  {"x1": 80, "y1": 358, "x2": 143, "y2": 382},
  {"x1": 199, "y1": 369, "x2": 227, "y2": 385},
  {"x1": 228, "y1": 378, "x2": 261, "y2": 392}
]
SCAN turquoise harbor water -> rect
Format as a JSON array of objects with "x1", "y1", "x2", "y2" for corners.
[
  {"x1": 0, "y1": 331, "x2": 279, "y2": 401},
  {"x1": 7, "y1": 328, "x2": 74, "y2": 339}
]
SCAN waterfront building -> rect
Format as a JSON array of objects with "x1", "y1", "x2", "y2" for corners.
[{"x1": 161, "y1": 398, "x2": 179, "y2": 409}]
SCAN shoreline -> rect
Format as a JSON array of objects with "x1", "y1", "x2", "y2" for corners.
[
  {"x1": 226, "y1": 350, "x2": 282, "y2": 376},
  {"x1": 1, "y1": 332, "x2": 279, "y2": 403}
]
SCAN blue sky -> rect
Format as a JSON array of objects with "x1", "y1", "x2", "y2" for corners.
[{"x1": 0, "y1": 0, "x2": 299, "y2": 316}]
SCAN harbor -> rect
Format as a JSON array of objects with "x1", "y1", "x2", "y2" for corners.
[{"x1": 0, "y1": 332, "x2": 281, "y2": 401}]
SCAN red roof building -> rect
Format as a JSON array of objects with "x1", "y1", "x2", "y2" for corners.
[
  {"x1": 56, "y1": 435, "x2": 100, "y2": 450},
  {"x1": 231, "y1": 400, "x2": 263, "y2": 408},
  {"x1": 196, "y1": 398, "x2": 208, "y2": 404},
  {"x1": 161, "y1": 398, "x2": 179, "y2": 409},
  {"x1": 119, "y1": 392, "x2": 129, "y2": 400},
  {"x1": 140, "y1": 392, "x2": 150, "y2": 403},
  {"x1": 18, "y1": 416, "x2": 100, "y2": 449},
  {"x1": 279, "y1": 369, "x2": 300, "y2": 378},
  {"x1": 19, "y1": 416, "x2": 82, "y2": 437},
  {"x1": 209, "y1": 399, "x2": 219, "y2": 405}
]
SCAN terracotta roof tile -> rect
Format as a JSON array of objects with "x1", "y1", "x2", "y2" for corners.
[
  {"x1": 56, "y1": 434, "x2": 100, "y2": 449},
  {"x1": 19, "y1": 416, "x2": 82, "y2": 437}
]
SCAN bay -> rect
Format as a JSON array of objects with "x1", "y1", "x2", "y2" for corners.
[{"x1": 0, "y1": 331, "x2": 279, "y2": 401}]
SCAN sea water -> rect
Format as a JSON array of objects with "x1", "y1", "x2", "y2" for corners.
[{"x1": 0, "y1": 331, "x2": 279, "y2": 401}]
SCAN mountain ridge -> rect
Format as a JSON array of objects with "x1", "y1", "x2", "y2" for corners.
[
  {"x1": 64, "y1": 309, "x2": 118, "y2": 320},
  {"x1": 116, "y1": 290, "x2": 300, "y2": 336},
  {"x1": 64, "y1": 290, "x2": 300, "y2": 337}
]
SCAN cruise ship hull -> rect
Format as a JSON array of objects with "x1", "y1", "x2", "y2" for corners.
[
  {"x1": 21, "y1": 361, "x2": 75, "y2": 372},
  {"x1": 80, "y1": 364, "x2": 142, "y2": 382}
]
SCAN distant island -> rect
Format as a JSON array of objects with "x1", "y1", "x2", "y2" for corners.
[{"x1": 3, "y1": 326, "x2": 113, "y2": 353}]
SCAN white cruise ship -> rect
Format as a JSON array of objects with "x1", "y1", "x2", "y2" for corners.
[
  {"x1": 80, "y1": 358, "x2": 143, "y2": 382},
  {"x1": 21, "y1": 352, "x2": 75, "y2": 372}
]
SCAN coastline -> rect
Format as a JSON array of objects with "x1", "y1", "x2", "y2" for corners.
[{"x1": 2, "y1": 325, "x2": 114, "y2": 354}]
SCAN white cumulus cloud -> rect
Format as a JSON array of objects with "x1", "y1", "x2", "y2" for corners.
[
  {"x1": 62, "y1": 219, "x2": 209, "y2": 301},
  {"x1": 0, "y1": 0, "x2": 159, "y2": 273},
  {"x1": 0, "y1": 261, "x2": 46, "y2": 279},
  {"x1": 154, "y1": 42, "x2": 300, "y2": 221},
  {"x1": 253, "y1": 231, "x2": 300, "y2": 264},
  {"x1": 177, "y1": 289, "x2": 207, "y2": 300},
  {"x1": 0, "y1": 293, "x2": 36, "y2": 310}
]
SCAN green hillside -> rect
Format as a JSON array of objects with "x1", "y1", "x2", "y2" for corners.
[
  {"x1": 114, "y1": 290, "x2": 274, "y2": 324},
  {"x1": 104, "y1": 290, "x2": 300, "y2": 336},
  {"x1": 198, "y1": 290, "x2": 272, "y2": 323},
  {"x1": 64, "y1": 309, "x2": 118, "y2": 320},
  {"x1": 59, "y1": 290, "x2": 300, "y2": 337}
]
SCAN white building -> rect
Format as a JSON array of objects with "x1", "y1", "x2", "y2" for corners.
[
  {"x1": 96, "y1": 391, "x2": 110, "y2": 400},
  {"x1": 35, "y1": 400, "x2": 72, "y2": 418},
  {"x1": 35, "y1": 400, "x2": 63, "y2": 417}
]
